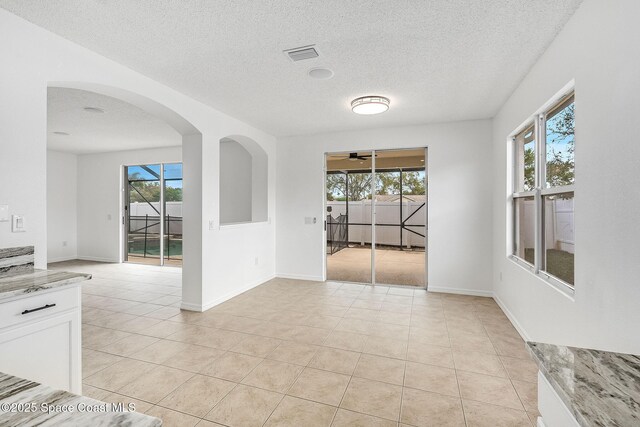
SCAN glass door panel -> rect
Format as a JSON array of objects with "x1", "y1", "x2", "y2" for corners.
[
  {"x1": 374, "y1": 149, "x2": 427, "y2": 287},
  {"x1": 326, "y1": 171, "x2": 348, "y2": 256},
  {"x1": 325, "y1": 152, "x2": 373, "y2": 283},
  {"x1": 126, "y1": 164, "x2": 162, "y2": 265},
  {"x1": 163, "y1": 163, "x2": 183, "y2": 267}
]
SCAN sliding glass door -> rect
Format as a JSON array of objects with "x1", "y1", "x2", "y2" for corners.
[
  {"x1": 163, "y1": 163, "x2": 183, "y2": 266},
  {"x1": 374, "y1": 150, "x2": 427, "y2": 287},
  {"x1": 124, "y1": 162, "x2": 183, "y2": 266},
  {"x1": 325, "y1": 149, "x2": 427, "y2": 288},
  {"x1": 326, "y1": 152, "x2": 373, "y2": 283}
]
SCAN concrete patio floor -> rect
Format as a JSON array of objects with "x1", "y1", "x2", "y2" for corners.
[{"x1": 327, "y1": 247, "x2": 427, "y2": 287}]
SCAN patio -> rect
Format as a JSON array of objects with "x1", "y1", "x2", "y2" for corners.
[{"x1": 327, "y1": 246, "x2": 427, "y2": 287}]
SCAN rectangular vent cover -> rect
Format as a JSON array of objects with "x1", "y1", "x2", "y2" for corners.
[{"x1": 284, "y1": 45, "x2": 318, "y2": 62}]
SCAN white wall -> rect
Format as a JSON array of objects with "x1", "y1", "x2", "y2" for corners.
[
  {"x1": 76, "y1": 146, "x2": 181, "y2": 262},
  {"x1": 47, "y1": 150, "x2": 78, "y2": 262},
  {"x1": 0, "y1": 9, "x2": 276, "y2": 311},
  {"x1": 277, "y1": 121, "x2": 494, "y2": 295},
  {"x1": 220, "y1": 140, "x2": 252, "y2": 224},
  {"x1": 492, "y1": 0, "x2": 640, "y2": 354}
]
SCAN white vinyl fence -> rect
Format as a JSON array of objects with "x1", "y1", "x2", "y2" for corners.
[
  {"x1": 128, "y1": 202, "x2": 183, "y2": 234},
  {"x1": 327, "y1": 200, "x2": 426, "y2": 248},
  {"x1": 521, "y1": 198, "x2": 574, "y2": 253}
]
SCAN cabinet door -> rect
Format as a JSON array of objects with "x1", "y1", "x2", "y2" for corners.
[{"x1": 0, "y1": 310, "x2": 81, "y2": 393}]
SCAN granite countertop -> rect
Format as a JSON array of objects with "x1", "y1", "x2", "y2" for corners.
[
  {"x1": 0, "y1": 372, "x2": 161, "y2": 426},
  {"x1": 527, "y1": 342, "x2": 640, "y2": 427},
  {"x1": 0, "y1": 269, "x2": 91, "y2": 302}
]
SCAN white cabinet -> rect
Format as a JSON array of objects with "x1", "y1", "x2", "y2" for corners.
[
  {"x1": 0, "y1": 284, "x2": 81, "y2": 393},
  {"x1": 537, "y1": 371, "x2": 581, "y2": 427}
]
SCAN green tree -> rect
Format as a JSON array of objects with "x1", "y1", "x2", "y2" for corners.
[
  {"x1": 326, "y1": 173, "x2": 373, "y2": 201},
  {"x1": 524, "y1": 147, "x2": 535, "y2": 191},
  {"x1": 546, "y1": 103, "x2": 575, "y2": 187},
  {"x1": 376, "y1": 172, "x2": 400, "y2": 195},
  {"x1": 376, "y1": 172, "x2": 426, "y2": 195},
  {"x1": 328, "y1": 171, "x2": 426, "y2": 201},
  {"x1": 129, "y1": 173, "x2": 183, "y2": 203},
  {"x1": 164, "y1": 186, "x2": 183, "y2": 202},
  {"x1": 402, "y1": 171, "x2": 426, "y2": 195}
]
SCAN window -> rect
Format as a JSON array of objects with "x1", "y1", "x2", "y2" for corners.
[{"x1": 511, "y1": 91, "x2": 575, "y2": 289}]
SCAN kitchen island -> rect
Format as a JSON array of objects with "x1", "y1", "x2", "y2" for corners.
[
  {"x1": 0, "y1": 371, "x2": 161, "y2": 426},
  {"x1": 528, "y1": 341, "x2": 640, "y2": 427},
  {"x1": 0, "y1": 246, "x2": 90, "y2": 394}
]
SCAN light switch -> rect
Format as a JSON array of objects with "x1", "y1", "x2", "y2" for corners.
[
  {"x1": 0, "y1": 205, "x2": 8, "y2": 222},
  {"x1": 12, "y1": 215, "x2": 26, "y2": 232}
]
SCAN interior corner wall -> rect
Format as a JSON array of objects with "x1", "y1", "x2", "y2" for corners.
[
  {"x1": 491, "y1": 0, "x2": 640, "y2": 353},
  {"x1": 251, "y1": 149, "x2": 269, "y2": 223},
  {"x1": 276, "y1": 121, "x2": 494, "y2": 295},
  {"x1": 220, "y1": 140, "x2": 252, "y2": 224},
  {"x1": 47, "y1": 150, "x2": 78, "y2": 262},
  {"x1": 76, "y1": 146, "x2": 181, "y2": 263}
]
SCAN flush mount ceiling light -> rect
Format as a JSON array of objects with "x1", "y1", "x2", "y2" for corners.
[
  {"x1": 83, "y1": 106, "x2": 105, "y2": 113},
  {"x1": 351, "y1": 96, "x2": 390, "y2": 115},
  {"x1": 53, "y1": 131, "x2": 70, "y2": 136}
]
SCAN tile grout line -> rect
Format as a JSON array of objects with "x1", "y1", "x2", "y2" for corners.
[{"x1": 78, "y1": 265, "x2": 534, "y2": 426}]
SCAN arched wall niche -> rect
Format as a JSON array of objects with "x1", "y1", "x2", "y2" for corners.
[{"x1": 219, "y1": 135, "x2": 268, "y2": 224}]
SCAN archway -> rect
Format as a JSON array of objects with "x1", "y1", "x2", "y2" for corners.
[{"x1": 46, "y1": 81, "x2": 203, "y2": 295}]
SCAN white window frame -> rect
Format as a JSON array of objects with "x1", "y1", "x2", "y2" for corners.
[{"x1": 509, "y1": 85, "x2": 575, "y2": 294}]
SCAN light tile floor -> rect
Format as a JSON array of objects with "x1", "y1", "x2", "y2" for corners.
[{"x1": 50, "y1": 260, "x2": 539, "y2": 427}]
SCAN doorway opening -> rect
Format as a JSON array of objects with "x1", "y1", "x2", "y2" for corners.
[
  {"x1": 325, "y1": 148, "x2": 427, "y2": 288},
  {"x1": 124, "y1": 163, "x2": 183, "y2": 266}
]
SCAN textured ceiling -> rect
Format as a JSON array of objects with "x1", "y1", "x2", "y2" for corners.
[
  {"x1": 48, "y1": 88, "x2": 180, "y2": 154},
  {"x1": 4, "y1": 1, "x2": 583, "y2": 137}
]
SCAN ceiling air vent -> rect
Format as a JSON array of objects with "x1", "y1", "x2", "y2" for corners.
[{"x1": 284, "y1": 45, "x2": 319, "y2": 62}]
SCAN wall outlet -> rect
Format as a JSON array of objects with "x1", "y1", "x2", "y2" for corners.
[
  {"x1": 62, "y1": 241, "x2": 68, "y2": 247},
  {"x1": 107, "y1": 214, "x2": 112, "y2": 221},
  {"x1": 12, "y1": 215, "x2": 26, "y2": 232},
  {"x1": 254, "y1": 257, "x2": 259, "y2": 266},
  {"x1": 209, "y1": 220, "x2": 215, "y2": 230},
  {"x1": 500, "y1": 272, "x2": 503, "y2": 281}
]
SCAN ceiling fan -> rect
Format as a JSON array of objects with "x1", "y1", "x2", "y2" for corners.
[{"x1": 335, "y1": 152, "x2": 375, "y2": 161}]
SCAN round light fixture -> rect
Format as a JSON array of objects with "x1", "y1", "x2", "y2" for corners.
[
  {"x1": 308, "y1": 67, "x2": 334, "y2": 80},
  {"x1": 351, "y1": 96, "x2": 390, "y2": 115},
  {"x1": 83, "y1": 106, "x2": 105, "y2": 114},
  {"x1": 53, "y1": 131, "x2": 70, "y2": 136}
]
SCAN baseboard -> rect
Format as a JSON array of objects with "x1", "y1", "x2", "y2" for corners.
[
  {"x1": 275, "y1": 273, "x2": 324, "y2": 282},
  {"x1": 180, "y1": 301, "x2": 204, "y2": 311},
  {"x1": 77, "y1": 256, "x2": 119, "y2": 263},
  {"x1": 427, "y1": 286, "x2": 493, "y2": 297},
  {"x1": 47, "y1": 255, "x2": 78, "y2": 264},
  {"x1": 181, "y1": 274, "x2": 276, "y2": 312},
  {"x1": 493, "y1": 292, "x2": 532, "y2": 342}
]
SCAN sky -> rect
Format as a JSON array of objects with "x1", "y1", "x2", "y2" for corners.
[{"x1": 128, "y1": 163, "x2": 183, "y2": 188}]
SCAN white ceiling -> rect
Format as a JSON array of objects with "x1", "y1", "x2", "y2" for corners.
[
  {"x1": 4, "y1": 1, "x2": 583, "y2": 137},
  {"x1": 48, "y1": 88, "x2": 180, "y2": 154}
]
